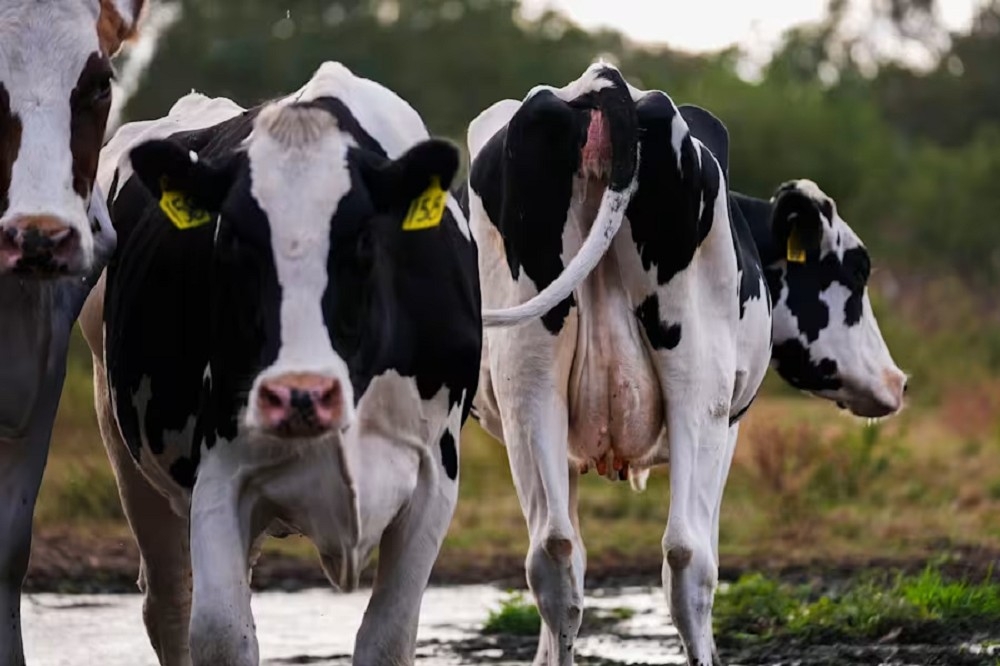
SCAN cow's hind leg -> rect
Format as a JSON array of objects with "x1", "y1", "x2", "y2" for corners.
[
  {"x1": 93, "y1": 361, "x2": 192, "y2": 666},
  {"x1": 499, "y1": 390, "x2": 582, "y2": 666},
  {"x1": 353, "y1": 424, "x2": 461, "y2": 666},
  {"x1": 659, "y1": 379, "x2": 733, "y2": 666}
]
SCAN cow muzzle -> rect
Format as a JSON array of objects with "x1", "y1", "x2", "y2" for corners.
[
  {"x1": 840, "y1": 368, "x2": 908, "y2": 418},
  {"x1": 0, "y1": 215, "x2": 82, "y2": 276},
  {"x1": 256, "y1": 373, "x2": 347, "y2": 438}
]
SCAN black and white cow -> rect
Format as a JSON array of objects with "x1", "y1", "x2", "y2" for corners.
[
  {"x1": 0, "y1": 2, "x2": 143, "y2": 663},
  {"x1": 463, "y1": 63, "x2": 906, "y2": 666},
  {"x1": 79, "y1": 62, "x2": 493, "y2": 665}
]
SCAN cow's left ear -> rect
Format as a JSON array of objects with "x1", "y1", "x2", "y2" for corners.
[
  {"x1": 770, "y1": 183, "x2": 824, "y2": 264},
  {"x1": 97, "y1": 0, "x2": 147, "y2": 55},
  {"x1": 129, "y1": 139, "x2": 234, "y2": 214},
  {"x1": 364, "y1": 139, "x2": 460, "y2": 213}
]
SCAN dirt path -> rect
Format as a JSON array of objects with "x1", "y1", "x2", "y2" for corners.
[{"x1": 27, "y1": 527, "x2": 1000, "y2": 594}]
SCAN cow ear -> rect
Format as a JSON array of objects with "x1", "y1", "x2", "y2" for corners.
[
  {"x1": 97, "y1": 0, "x2": 146, "y2": 55},
  {"x1": 129, "y1": 139, "x2": 233, "y2": 215},
  {"x1": 364, "y1": 139, "x2": 460, "y2": 214},
  {"x1": 771, "y1": 183, "x2": 824, "y2": 264}
]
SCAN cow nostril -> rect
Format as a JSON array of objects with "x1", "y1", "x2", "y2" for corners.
[
  {"x1": 259, "y1": 385, "x2": 284, "y2": 409},
  {"x1": 318, "y1": 381, "x2": 342, "y2": 410},
  {"x1": 51, "y1": 227, "x2": 75, "y2": 250},
  {"x1": 902, "y1": 380, "x2": 909, "y2": 396}
]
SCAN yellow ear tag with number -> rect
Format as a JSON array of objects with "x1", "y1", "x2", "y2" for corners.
[
  {"x1": 401, "y1": 176, "x2": 446, "y2": 231},
  {"x1": 786, "y1": 225, "x2": 807, "y2": 263},
  {"x1": 159, "y1": 178, "x2": 213, "y2": 230}
]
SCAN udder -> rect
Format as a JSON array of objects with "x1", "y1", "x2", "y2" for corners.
[{"x1": 567, "y1": 261, "x2": 664, "y2": 478}]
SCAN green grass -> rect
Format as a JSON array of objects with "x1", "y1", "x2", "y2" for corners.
[
  {"x1": 714, "y1": 566, "x2": 1000, "y2": 645},
  {"x1": 483, "y1": 591, "x2": 542, "y2": 636}
]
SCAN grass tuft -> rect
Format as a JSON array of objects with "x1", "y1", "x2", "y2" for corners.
[
  {"x1": 483, "y1": 591, "x2": 541, "y2": 636},
  {"x1": 715, "y1": 565, "x2": 1000, "y2": 646}
]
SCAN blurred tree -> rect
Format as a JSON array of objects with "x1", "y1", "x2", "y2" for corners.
[
  {"x1": 873, "y1": 0, "x2": 1000, "y2": 147},
  {"x1": 120, "y1": 0, "x2": 1000, "y2": 284}
]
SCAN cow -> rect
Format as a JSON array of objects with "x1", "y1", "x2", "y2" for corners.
[
  {"x1": 0, "y1": 2, "x2": 144, "y2": 663},
  {"x1": 462, "y1": 62, "x2": 906, "y2": 666},
  {"x1": 76, "y1": 60, "x2": 549, "y2": 666}
]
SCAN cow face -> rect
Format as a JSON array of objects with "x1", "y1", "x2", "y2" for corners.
[
  {"x1": 0, "y1": 0, "x2": 142, "y2": 277},
  {"x1": 129, "y1": 103, "x2": 459, "y2": 441},
  {"x1": 766, "y1": 180, "x2": 906, "y2": 418}
]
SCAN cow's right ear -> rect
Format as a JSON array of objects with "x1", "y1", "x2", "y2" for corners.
[
  {"x1": 129, "y1": 139, "x2": 233, "y2": 214},
  {"x1": 770, "y1": 184, "x2": 824, "y2": 264}
]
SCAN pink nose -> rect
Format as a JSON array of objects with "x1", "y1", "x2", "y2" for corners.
[
  {"x1": 0, "y1": 215, "x2": 80, "y2": 274},
  {"x1": 256, "y1": 373, "x2": 344, "y2": 437}
]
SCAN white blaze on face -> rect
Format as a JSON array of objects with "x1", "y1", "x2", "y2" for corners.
[
  {"x1": 0, "y1": 2, "x2": 106, "y2": 270},
  {"x1": 242, "y1": 105, "x2": 357, "y2": 431}
]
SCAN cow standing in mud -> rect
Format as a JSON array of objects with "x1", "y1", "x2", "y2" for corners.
[
  {"x1": 463, "y1": 62, "x2": 906, "y2": 666},
  {"x1": 0, "y1": 2, "x2": 144, "y2": 664}
]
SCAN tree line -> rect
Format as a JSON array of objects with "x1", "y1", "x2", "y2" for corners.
[{"x1": 123, "y1": 0, "x2": 1000, "y2": 285}]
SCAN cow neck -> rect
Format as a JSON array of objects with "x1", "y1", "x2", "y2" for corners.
[{"x1": 0, "y1": 277, "x2": 54, "y2": 439}]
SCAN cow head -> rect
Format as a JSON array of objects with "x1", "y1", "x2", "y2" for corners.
[
  {"x1": 128, "y1": 102, "x2": 459, "y2": 441},
  {"x1": 0, "y1": 0, "x2": 143, "y2": 277},
  {"x1": 766, "y1": 180, "x2": 907, "y2": 418}
]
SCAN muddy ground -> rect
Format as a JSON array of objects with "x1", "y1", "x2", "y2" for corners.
[
  {"x1": 23, "y1": 530, "x2": 1000, "y2": 665},
  {"x1": 27, "y1": 527, "x2": 1000, "y2": 593}
]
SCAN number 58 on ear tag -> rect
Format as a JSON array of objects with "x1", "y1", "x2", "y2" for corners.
[
  {"x1": 159, "y1": 178, "x2": 213, "y2": 230},
  {"x1": 402, "y1": 177, "x2": 446, "y2": 231}
]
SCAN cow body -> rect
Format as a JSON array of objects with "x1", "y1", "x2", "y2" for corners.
[
  {"x1": 80, "y1": 62, "x2": 481, "y2": 666},
  {"x1": 465, "y1": 63, "x2": 905, "y2": 666},
  {"x1": 0, "y1": 2, "x2": 143, "y2": 663}
]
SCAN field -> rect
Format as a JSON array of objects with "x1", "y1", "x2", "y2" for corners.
[{"x1": 29, "y1": 274, "x2": 1000, "y2": 593}]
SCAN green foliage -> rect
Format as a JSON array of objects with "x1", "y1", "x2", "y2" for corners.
[
  {"x1": 37, "y1": 462, "x2": 123, "y2": 523},
  {"x1": 715, "y1": 567, "x2": 1000, "y2": 646},
  {"x1": 483, "y1": 591, "x2": 542, "y2": 636}
]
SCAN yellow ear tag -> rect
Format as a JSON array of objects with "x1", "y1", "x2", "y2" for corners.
[
  {"x1": 401, "y1": 176, "x2": 446, "y2": 231},
  {"x1": 159, "y1": 178, "x2": 213, "y2": 230},
  {"x1": 786, "y1": 225, "x2": 807, "y2": 263}
]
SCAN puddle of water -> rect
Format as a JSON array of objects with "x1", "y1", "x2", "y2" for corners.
[{"x1": 22, "y1": 585, "x2": 683, "y2": 665}]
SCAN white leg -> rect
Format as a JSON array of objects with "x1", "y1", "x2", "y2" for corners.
[
  {"x1": 710, "y1": 427, "x2": 739, "y2": 564},
  {"x1": 498, "y1": 388, "x2": 581, "y2": 666},
  {"x1": 353, "y1": 429, "x2": 460, "y2": 666},
  {"x1": 188, "y1": 465, "x2": 257, "y2": 666},
  {"x1": 93, "y1": 360, "x2": 192, "y2": 666},
  {"x1": 654, "y1": 329, "x2": 735, "y2": 666}
]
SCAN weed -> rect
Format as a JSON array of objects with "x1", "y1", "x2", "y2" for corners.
[
  {"x1": 483, "y1": 591, "x2": 541, "y2": 636},
  {"x1": 607, "y1": 606, "x2": 635, "y2": 621},
  {"x1": 715, "y1": 566, "x2": 1000, "y2": 646}
]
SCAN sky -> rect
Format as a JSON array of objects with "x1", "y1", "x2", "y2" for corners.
[{"x1": 521, "y1": 0, "x2": 982, "y2": 57}]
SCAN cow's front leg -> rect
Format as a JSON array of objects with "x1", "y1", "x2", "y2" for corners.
[
  {"x1": 353, "y1": 427, "x2": 461, "y2": 666},
  {"x1": 0, "y1": 432, "x2": 50, "y2": 666},
  {"x1": 0, "y1": 297, "x2": 72, "y2": 666},
  {"x1": 500, "y1": 388, "x2": 582, "y2": 666},
  {"x1": 188, "y1": 459, "x2": 258, "y2": 666}
]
